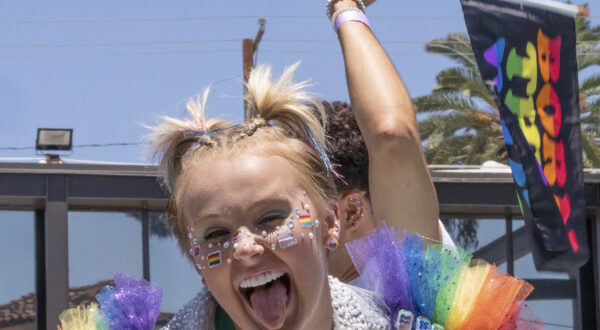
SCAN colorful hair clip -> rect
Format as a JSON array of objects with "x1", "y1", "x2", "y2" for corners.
[
  {"x1": 183, "y1": 129, "x2": 221, "y2": 137},
  {"x1": 301, "y1": 120, "x2": 343, "y2": 180}
]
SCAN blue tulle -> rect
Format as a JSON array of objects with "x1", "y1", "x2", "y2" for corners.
[
  {"x1": 95, "y1": 273, "x2": 162, "y2": 330},
  {"x1": 404, "y1": 233, "x2": 454, "y2": 320}
]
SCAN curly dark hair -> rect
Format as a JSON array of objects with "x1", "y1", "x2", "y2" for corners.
[{"x1": 323, "y1": 101, "x2": 369, "y2": 193}]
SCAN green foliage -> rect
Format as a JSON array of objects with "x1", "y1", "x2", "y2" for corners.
[{"x1": 416, "y1": 14, "x2": 600, "y2": 167}]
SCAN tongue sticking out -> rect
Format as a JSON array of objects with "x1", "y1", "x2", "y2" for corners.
[{"x1": 249, "y1": 278, "x2": 288, "y2": 329}]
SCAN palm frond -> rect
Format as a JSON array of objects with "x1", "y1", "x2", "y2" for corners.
[
  {"x1": 433, "y1": 67, "x2": 495, "y2": 106},
  {"x1": 580, "y1": 74, "x2": 600, "y2": 99},
  {"x1": 581, "y1": 132, "x2": 600, "y2": 168},
  {"x1": 425, "y1": 33, "x2": 477, "y2": 69},
  {"x1": 413, "y1": 92, "x2": 477, "y2": 113}
]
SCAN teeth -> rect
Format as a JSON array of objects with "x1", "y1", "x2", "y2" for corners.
[{"x1": 240, "y1": 271, "x2": 284, "y2": 289}]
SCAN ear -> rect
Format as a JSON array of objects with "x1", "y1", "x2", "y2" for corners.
[
  {"x1": 323, "y1": 202, "x2": 341, "y2": 250},
  {"x1": 340, "y1": 191, "x2": 366, "y2": 231}
]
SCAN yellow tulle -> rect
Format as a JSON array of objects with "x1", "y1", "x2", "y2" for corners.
[
  {"x1": 58, "y1": 302, "x2": 101, "y2": 330},
  {"x1": 461, "y1": 267, "x2": 534, "y2": 329},
  {"x1": 444, "y1": 259, "x2": 492, "y2": 329}
]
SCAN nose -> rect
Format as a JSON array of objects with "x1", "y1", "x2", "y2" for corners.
[{"x1": 232, "y1": 228, "x2": 265, "y2": 263}]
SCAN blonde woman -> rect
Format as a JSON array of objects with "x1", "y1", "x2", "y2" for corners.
[{"x1": 152, "y1": 0, "x2": 438, "y2": 328}]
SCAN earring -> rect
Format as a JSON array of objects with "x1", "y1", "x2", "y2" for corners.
[
  {"x1": 347, "y1": 197, "x2": 364, "y2": 226},
  {"x1": 328, "y1": 239, "x2": 339, "y2": 250},
  {"x1": 328, "y1": 223, "x2": 340, "y2": 250}
]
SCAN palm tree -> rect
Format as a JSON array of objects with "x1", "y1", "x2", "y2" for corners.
[
  {"x1": 576, "y1": 13, "x2": 600, "y2": 167},
  {"x1": 415, "y1": 15, "x2": 600, "y2": 167}
]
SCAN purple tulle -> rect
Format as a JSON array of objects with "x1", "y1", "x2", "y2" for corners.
[
  {"x1": 346, "y1": 221, "x2": 413, "y2": 318},
  {"x1": 96, "y1": 273, "x2": 163, "y2": 330}
]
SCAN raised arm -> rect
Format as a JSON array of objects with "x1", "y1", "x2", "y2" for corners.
[{"x1": 333, "y1": 0, "x2": 440, "y2": 240}]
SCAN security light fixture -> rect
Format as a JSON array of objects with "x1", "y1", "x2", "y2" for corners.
[{"x1": 36, "y1": 128, "x2": 73, "y2": 151}]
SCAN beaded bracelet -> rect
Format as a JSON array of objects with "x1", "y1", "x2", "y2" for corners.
[
  {"x1": 326, "y1": 0, "x2": 366, "y2": 20},
  {"x1": 334, "y1": 9, "x2": 371, "y2": 32}
]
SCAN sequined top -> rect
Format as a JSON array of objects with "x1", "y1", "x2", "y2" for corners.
[{"x1": 163, "y1": 276, "x2": 390, "y2": 329}]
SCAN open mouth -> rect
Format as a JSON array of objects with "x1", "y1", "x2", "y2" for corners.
[{"x1": 239, "y1": 271, "x2": 291, "y2": 329}]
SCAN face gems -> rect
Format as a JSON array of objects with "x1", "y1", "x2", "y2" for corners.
[
  {"x1": 226, "y1": 258, "x2": 232, "y2": 264},
  {"x1": 208, "y1": 251, "x2": 222, "y2": 268},
  {"x1": 301, "y1": 233, "x2": 305, "y2": 239},
  {"x1": 208, "y1": 243, "x2": 213, "y2": 249},
  {"x1": 287, "y1": 221, "x2": 294, "y2": 229},
  {"x1": 315, "y1": 219, "x2": 320, "y2": 228},
  {"x1": 261, "y1": 230, "x2": 267, "y2": 238},
  {"x1": 299, "y1": 214, "x2": 313, "y2": 228},
  {"x1": 223, "y1": 241, "x2": 230, "y2": 249},
  {"x1": 277, "y1": 232, "x2": 297, "y2": 248},
  {"x1": 232, "y1": 229, "x2": 244, "y2": 244},
  {"x1": 295, "y1": 208, "x2": 301, "y2": 215},
  {"x1": 271, "y1": 243, "x2": 276, "y2": 250},
  {"x1": 276, "y1": 225, "x2": 280, "y2": 230},
  {"x1": 309, "y1": 232, "x2": 314, "y2": 240}
]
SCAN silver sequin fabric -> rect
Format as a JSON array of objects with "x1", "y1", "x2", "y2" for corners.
[{"x1": 163, "y1": 276, "x2": 390, "y2": 329}]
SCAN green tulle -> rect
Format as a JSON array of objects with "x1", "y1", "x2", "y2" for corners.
[{"x1": 431, "y1": 248, "x2": 472, "y2": 324}]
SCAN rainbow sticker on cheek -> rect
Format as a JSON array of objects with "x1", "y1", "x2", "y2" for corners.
[
  {"x1": 299, "y1": 214, "x2": 313, "y2": 228},
  {"x1": 277, "y1": 232, "x2": 297, "y2": 248},
  {"x1": 232, "y1": 229, "x2": 244, "y2": 243},
  {"x1": 208, "y1": 251, "x2": 222, "y2": 268}
]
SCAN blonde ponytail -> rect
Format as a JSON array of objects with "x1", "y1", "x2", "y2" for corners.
[
  {"x1": 148, "y1": 87, "x2": 234, "y2": 191},
  {"x1": 245, "y1": 62, "x2": 327, "y2": 148}
]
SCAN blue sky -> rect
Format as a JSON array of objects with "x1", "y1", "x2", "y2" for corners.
[
  {"x1": 0, "y1": 0, "x2": 488, "y2": 163},
  {"x1": 0, "y1": 0, "x2": 597, "y2": 327},
  {"x1": 0, "y1": 1, "x2": 596, "y2": 164}
]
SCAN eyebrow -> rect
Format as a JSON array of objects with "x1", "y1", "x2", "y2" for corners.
[{"x1": 190, "y1": 195, "x2": 291, "y2": 226}]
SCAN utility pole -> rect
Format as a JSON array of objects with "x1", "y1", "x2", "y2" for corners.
[{"x1": 243, "y1": 16, "x2": 266, "y2": 120}]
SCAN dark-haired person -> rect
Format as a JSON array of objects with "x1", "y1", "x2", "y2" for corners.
[{"x1": 322, "y1": 101, "x2": 455, "y2": 288}]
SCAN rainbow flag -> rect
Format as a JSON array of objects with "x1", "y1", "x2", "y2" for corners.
[
  {"x1": 299, "y1": 215, "x2": 312, "y2": 228},
  {"x1": 208, "y1": 251, "x2": 221, "y2": 267},
  {"x1": 232, "y1": 229, "x2": 244, "y2": 243},
  {"x1": 277, "y1": 232, "x2": 297, "y2": 248}
]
